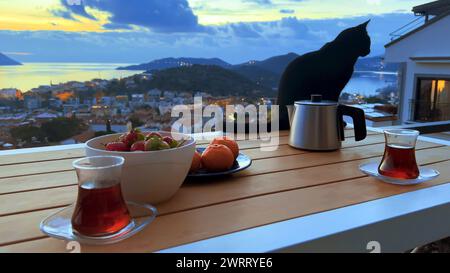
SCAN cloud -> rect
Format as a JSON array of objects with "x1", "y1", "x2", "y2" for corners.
[
  {"x1": 57, "y1": 0, "x2": 202, "y2": 32},
  {"x1": 102, "y1": 23, "x2": 134, "y2": 30},
  {"x1": 50, "y1": 9, "x2": 79, "y2": 21},
  {"x1": 228, "y1": 23, "x2": 262, "y2": 38},
  {"x1": 242, "y1": 0, "x2": 273, "y2": 5},
  {"x1": 61, "y1": 0, "x2": 97, "y2": 20},
  {"x1": 367, "y1": 0, "x2": 382, "y2": 5},
  {"x1": 2, "y1": 51, "x2": 33, "y2": 56},
  {"x1": 280, "y1": 9, "x2": 295, "y2": 14},
  {"x1": 2, "y1": 13, "x2": 415, "y2": 64},
  {"x1": 213, "y1": 16, "x2": 317, "y2": 41}
]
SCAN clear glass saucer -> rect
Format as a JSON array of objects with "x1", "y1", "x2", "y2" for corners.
[
  {"x1": 359, "y1": 162, "x2": 440, "y2": 185},
  {"x1": 40, "y1": 201, "x2": 157, "y2": 245}
]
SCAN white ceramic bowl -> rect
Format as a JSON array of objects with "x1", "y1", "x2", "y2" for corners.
[{"x1": 85, "y1": 131, "x2": 196, "y2": 204}]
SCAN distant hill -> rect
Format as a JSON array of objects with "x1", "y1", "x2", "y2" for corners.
[
  {"x1": 0, "y1": 53, "x2": 21, "y2": 66},
  {"x1": 232, "y1": 54, "x2": 399, "y2": 89},
  {"x1": 117, "y1": 57, "x2": 231, "y2": 71},
  {"x1": 235, "y1": 53, "x2": 398, "y2": 75},
  {"x1": 231, "y1": 65, "x2": 281, "y2": 90},
  {"x1": 147, "y1": 65, "x2": 273, "y2": 97},
  {"x1": 119, "y1": 53, "x2": 398, "y2": 93},
  {"x1": 230, "y1": 53, "x2": 299, "y2": 89},
  {"x1": 235, "y1": 52, "x2": 299, "y2": 75}
]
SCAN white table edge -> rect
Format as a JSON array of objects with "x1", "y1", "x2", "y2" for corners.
[{"x1": 158, "y1": 182, "x2": 450, "y2": 253}]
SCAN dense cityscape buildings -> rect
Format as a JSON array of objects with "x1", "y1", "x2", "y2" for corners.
[{"x1": 0, "y1": 73, "x2": 279, "y2": 150}]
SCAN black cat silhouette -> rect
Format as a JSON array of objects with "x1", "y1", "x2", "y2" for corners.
[{"x1": 277, "y1": 20, "x2": 371, "y2": 130}]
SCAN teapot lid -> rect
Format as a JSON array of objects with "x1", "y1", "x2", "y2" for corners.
[{"x1": 295, "y1": 94, "x2": 337, "y2": 106}]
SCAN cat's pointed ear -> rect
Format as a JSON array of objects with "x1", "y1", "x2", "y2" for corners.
[{"x1": 360, "y1": 20, "x2": 370, "y2": 29}]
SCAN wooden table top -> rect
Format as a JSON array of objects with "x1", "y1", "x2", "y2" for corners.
[{"x1": 0, "y1": 129, "x2": 449, "y2": 253}]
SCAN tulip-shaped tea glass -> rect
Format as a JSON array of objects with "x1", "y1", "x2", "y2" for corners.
[
  {"x1": 71, "y1": 156, "x2": 133, "y2": 237},
  {"x1": 378, "y1": 129, "x2": 420, "y2": 179}
]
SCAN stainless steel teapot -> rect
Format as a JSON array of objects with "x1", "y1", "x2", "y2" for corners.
[{"x1": 287, "y1": 94, "x2": 367, "y2": 151}]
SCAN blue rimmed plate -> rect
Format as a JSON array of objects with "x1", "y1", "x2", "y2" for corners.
[{"x1": 187, "y1": 148, "x2": 252, "y2": 177}]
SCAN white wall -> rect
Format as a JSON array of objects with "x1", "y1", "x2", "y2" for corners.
[
  {"x1": 385, "y1": 15, "x2": 450, "y2": 63},
  {"x1": 385, "y1": 14, "x2": 450, "y2": 123}
]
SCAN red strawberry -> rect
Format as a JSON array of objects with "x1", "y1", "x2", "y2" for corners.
[
  {"x1": 163, "y1": 136, "x2": 173, "y2": 144},
  {"x1": 130, "y1": 141, "x2": 146, "y2": 152},
  {"x1": 106, "y1": 142, "x2": 129, "y2": 152},
  {"x1": 119, "y1": 130, "x2": 139, "y2": 147}
]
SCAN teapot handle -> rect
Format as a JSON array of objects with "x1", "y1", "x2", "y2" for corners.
[{"x1": 337, "y1": 105, "x2": 367, "y2": 141}]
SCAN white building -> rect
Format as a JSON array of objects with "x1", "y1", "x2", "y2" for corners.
[
  {"x1": 384, "y1": 0, "x2": 450, "y2": 124},
  {"x1": 24, "y1": 95, "x2": 42, "y2": 110},
  {"x1": 48, "y1": 98, "x2": 62, "y2": 108},
  {"x1": 67, "y1": 81, "x2": 85, "y2": 89},
  {"x1": 0, "y1": 88, "x2": 19, "y2": 99},
  {"x1": 99, "y1": 96, "x2": 115, "y2": 106},
  {"x1": 131, "y1": 94, "x2": 144, "y2": 102},
  {"x1": 35, "y1": 112, "x2": 59, "y2": 122},
  {"x1": 163, "y1": 91, "x2": 176, "y2": 100},
  {"x1": 148, "y1": 89, "x2": 162, "y2": 98}
]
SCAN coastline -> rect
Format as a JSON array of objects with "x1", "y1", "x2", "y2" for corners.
[{"x1": 0, "y1": 62, "x2": 143, "y2": 92}]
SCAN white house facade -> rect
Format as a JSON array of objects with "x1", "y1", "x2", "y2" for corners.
[{"x1": 384, "y1": 1, "x2": 450, "y2": 124}]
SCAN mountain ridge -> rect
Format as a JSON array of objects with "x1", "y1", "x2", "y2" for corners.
[
  {"x1": 118, "y1": 53, "x2": 398, "y2": 91},
  {"x1": 117, "y1": 57, "x2": 231, "y2": 71},
  {"x1": 118, "y1": 53, "x2": 398, "y2": 74},
  {"x1": 0, "y1": 52, "x2": 22, "y2": 66}
]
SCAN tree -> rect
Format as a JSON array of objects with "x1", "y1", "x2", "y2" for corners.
[
  {"x1": 106, "y1": 119, "x2": 112, "y2": 133},
  {"x1": 10, "y1": 125, "x2": 45, "y2": 142},
  {"x1": 128, "y1": 115, "x2": 144, "y2": 129},
  {"x1": 365, "y1": 96, "x2": 385, "y2": 104},
  {"x1": 41, "y1": 117, "x2": 87, "y2": 142}
]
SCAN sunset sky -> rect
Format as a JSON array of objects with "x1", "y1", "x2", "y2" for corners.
[{"x1": 0, "y1": 0, "x2": 430, "y2": 63}]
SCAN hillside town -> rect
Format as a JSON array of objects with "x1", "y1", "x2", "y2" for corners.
[{"x1": 0, "y1": 75, "x2": 277, "y2": 150}]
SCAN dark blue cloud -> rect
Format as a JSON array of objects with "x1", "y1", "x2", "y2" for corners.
[
  {"x1": 102, "y1": 23, "x2": 134, "y2": 30},
  {"x1": 229, "y1": 23, "x2": 262, "y2": 38},
  {"x1": 280, "y1": 9, "x2": 295, "y2": 14},
  {"x1": 242, "y1": 0, "x2": 273, "y2": 5},
  {"x1": 50, "y1": 9, "x2": 78, "y2": 21},
  {"x1": 61, "y1": 0, "x2": 97, "y2": 20},
  {"x1": 58, "y1": 0, "x2": 201, "y2": 32}
]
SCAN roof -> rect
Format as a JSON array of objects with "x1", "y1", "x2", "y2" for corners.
[
  {"x1": 385, "y1": 10, "x2": 450, "y2": 48},
  {"x1": 410, "y1": 56, "x2": 450, "y2": 60},
  {"x1": 413, "y1": 0, "x2": 450, "y2": 16},
  {"x1": 410, "y1": 56, "x2": 450, "y2": 62},
  {"x1": 35, "y1": 112, "x2": 58, "y2": 119}
]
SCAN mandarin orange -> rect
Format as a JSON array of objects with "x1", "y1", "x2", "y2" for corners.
[
  {"x1": 201, "y1": 144, "x2": 234, "y2": 172},
  {"x1": 211, "y1": 136, "x2": 239, "y2": 159},
  {"x1": 190, "y1": 150, "x2": 202, "y2": 173}
]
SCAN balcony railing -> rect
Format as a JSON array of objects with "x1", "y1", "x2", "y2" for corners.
[
  {"x1": 389, "y1": 16, "x2": 427, "y2": 41},
  {"x1": 409, "y1": 99, "x2": 450, "y2": 122}
]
